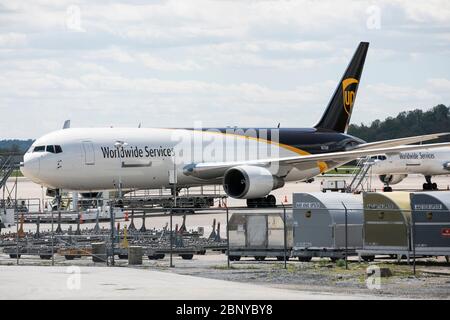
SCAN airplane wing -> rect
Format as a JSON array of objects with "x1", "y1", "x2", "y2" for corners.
[
  {"x1": 184, "y1": 142, "x2": 450, "y2": 179},
  {"x1": 351, "y1": 132, "x2": 449, "y2": 150}
]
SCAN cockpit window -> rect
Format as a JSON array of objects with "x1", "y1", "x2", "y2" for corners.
[
  {"x1": 370, "y1": 155, "x2": 387, "y2": 160},
  {"x1": 33, "y1": 145, "x2": 63, "y2": 153},
  {"x1": 46, "y1": 145, "x2": 55, "y2": 153}
]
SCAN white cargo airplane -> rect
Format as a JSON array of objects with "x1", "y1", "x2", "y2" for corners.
[
  {"x1": 370, "y1": 146, "x2": 450, "y2": 191},
  {"x1": 20, "y1": 42, "x2": 450, "y2": 206}
]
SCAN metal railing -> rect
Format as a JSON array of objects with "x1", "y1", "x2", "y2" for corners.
[
  {"x1": 347, "y1": 156, "x2": 374, "y2": 193},
  {"x1": 0, "y1": 156, "x2": 15, "y2": 189}
]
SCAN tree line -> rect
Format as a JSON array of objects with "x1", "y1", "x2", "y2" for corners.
[
  {"x1": 348, "y1": 104, "x2": 450, "y2": 143},
  {"x1": 0, "y1": 139, "x2": 34, "y2": 154}
]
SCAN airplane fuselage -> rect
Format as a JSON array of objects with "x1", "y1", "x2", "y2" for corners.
[
  {"x1": 371, "y1": 147, "x2": 450, "y2": 176},
  {"x1": 21, "y1": 127, "x2": 364, "y2": 191}
]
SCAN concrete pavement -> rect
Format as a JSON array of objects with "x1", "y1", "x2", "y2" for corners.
[{"x1": 0, "y1": 265, "x2": 381, "y2": 300}]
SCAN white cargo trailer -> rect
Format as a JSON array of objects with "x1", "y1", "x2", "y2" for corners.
[{"x1": 228, "y1": 209, "x2": 293, "y2": 261}]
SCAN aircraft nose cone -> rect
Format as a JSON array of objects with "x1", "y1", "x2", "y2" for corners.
[{"x1": 21, "y1": 155, "x2": 40, "y2": 180}]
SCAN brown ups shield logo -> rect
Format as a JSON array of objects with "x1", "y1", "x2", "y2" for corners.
[{"x1": 342, "y1": 78, "x2": 358, "y2": 115}]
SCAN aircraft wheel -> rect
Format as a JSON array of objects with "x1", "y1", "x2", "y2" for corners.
[
  {"x1": 257, "y1": 198, "x2": 267, "y2": 207},
  {"x1": 298, "y1": 256, "x2": 312, "y2": 262},
  {"x1": 423, "y1": 183, "x2": 435, "y2": 190},
  {"x1": 361, "y1": 255, "x2": 375, "y2": 262},
  {"x1": 383, "y1": 186, "x2": 392, "y2": 192},
  {"x1": 246, "y1": 199, "x2": 258, "y2": 208},
  {"x1": 277, "y1": 256, "x2": 289, "y2": 261},
  {"x1": 266, "y1": 195, "x2": 276, "y2": 207}
]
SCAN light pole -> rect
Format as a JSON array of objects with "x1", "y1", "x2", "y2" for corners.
[
  {"x1": 114, "y1": 141, "x2": 128, "y2": 199},
  {"x1": 111, "y1": 140, "x2": 127, "y2": 266}
]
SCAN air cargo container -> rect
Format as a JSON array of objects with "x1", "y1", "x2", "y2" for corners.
[
  {"x1": 410, "y1": 192, "x2": 450, "y2": 258},
  {"x1": 292, "y1": 193, "x2": 363, "y2": 261},
  {"x1": 358, "y1": 192, "x2": 412, "y2": 261},
  {"x1": 228, "y1": 209, "x2": 293, "y2": 261}
]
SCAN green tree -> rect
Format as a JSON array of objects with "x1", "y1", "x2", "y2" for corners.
[{"x1": 348, "y1": 104, "x2": 450, "y2": 142}]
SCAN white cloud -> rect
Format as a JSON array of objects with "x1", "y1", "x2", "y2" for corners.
[
  {"x1": 366, "y1": 82, "x2": 441, "y2": 102},
  {"x1": 400, "y1": 0, "x2": 450, "y2": 23},
  {"x1": 0, "y1": 0, "x2": 450, "y2": 138},
  {"x1": 0, "y1": 33, "x2": 27, "y2": 47},
  {"x1": 427, "y1": 78, "x2": 450, "y2": 91},
  {"x1": 82, "y1": 47, "x2": 134, "y2": 63},
  {"x1": 138, "y1": 53, "x2": 201, "y2": 71}
]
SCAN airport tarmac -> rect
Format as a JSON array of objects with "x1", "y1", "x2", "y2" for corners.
[
  {"x1": 6, "y1": 173, "x2": 450, "y2": 205},
  {"x1": 0, "y1": 265, "x2": 383, "y2": 300},
  {"x1": 3, "y1": 174, "x2": 450, "y2": 237},
  {"x1": 1, "y1": 175, "x2": 449, "y2": 300}
]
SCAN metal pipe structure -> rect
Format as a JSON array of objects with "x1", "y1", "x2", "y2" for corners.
[
  {"x1": 412, "y1": 214, "x2": 416, "y2": 275},
  {"x1": 281, "y1": 202, "x2": 287, "y2": 269},
  {"x1": 14, "y1": 175, "x2": 18, "y2": 265},
  {"x1": 110, "y1": 204, "x2": 115, "y2": 266},
  {"x1": 51, "y1": 208, "x2": 54, "y2": 266},
  {"x1": 225, "y1": 203, "x2": 230, "y2": 269},
  {"x1": 342, "y1": 202, "x2": 348, "y2": 270},
  {"x1": 114, "y1": 141, "x2": 128, "y2": 199},
  {"x1": 170, "y1": 208, "x2": 174, "y2": 268}
]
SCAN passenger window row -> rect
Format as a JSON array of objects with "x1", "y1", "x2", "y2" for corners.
[{"x1": 33, "y1": 145, "x2": 63, "y2": 153}]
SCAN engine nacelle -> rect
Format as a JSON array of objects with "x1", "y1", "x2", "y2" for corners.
[
  {"x1": 379, "y1": 174, "x2": 407, "y2": 185},
  {"x1": 223, "y1": 165, "x2": 284, "y2": 199},
  {"x1": 443, "y1": 162, "x2": 450, "y2": 171}
]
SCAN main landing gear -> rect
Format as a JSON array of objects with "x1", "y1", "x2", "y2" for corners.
[
  {"x1": 383, "y1": 185, "x2": 393, "y2": 192},
  {"x1": 246, "y1": 195, "x2": 277, "y2": 208},
  {"x1": 423, "y1": 175, "x2": 438, "y2": 191}
]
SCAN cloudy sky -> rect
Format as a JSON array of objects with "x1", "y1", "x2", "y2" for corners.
[{"x1": 0, "y1": 0, "x2": 449, "y2": 138}]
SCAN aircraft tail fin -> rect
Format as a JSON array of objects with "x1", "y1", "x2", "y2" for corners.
[
  {"x1": 63, "y1": 120, "x2": 71, "y2": 129},
  {"x1": 314, "y1": 42, "x2": 369, "y2": 133}
]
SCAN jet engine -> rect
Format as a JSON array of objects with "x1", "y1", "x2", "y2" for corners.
[
  {"x1": 379, "y1": 174, "x2": 407, "y2": 185},
  {"x1": 223, "y1": 165, "x2": 284, "y2": 199}
]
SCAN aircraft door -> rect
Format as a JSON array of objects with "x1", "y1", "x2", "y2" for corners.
[
  {"x1": 405, "y1": 155, "x2": 420, "y2": 173},
  {"x1": 82, "y1": 141, "x2": 95, "y2": 165}
]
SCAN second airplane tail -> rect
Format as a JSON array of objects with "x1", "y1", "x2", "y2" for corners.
[{"x1": 314, "y1": 41, "x2": 369, "y2": 133}]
